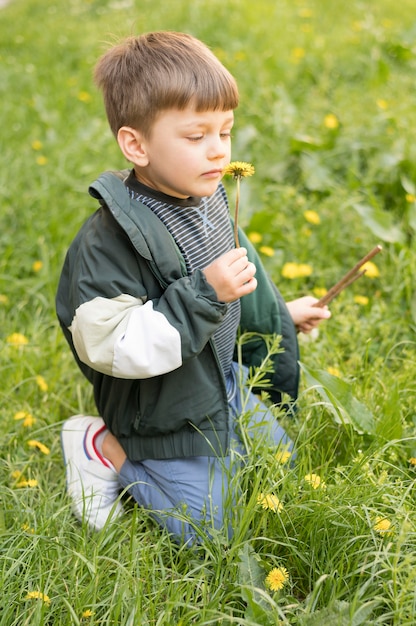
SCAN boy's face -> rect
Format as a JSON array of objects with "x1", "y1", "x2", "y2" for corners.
[{"x1": 131, "y1": 107, "x2": 234, "y2": 199}]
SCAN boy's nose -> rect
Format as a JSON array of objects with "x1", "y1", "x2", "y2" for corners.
[{"x1": 207, "y1": 137, "x2": 227, "y2": 160}]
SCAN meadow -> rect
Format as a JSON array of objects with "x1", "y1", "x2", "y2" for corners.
[{"x1": 1, "y1": 0, "x2": 416, "y2": 623}]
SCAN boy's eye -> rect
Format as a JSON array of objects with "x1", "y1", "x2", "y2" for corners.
[
  {"x1": 221, "y1": 132, "x2": 232, "y2": 138},
  {"x1": 187, "y1": 135, "x2": 204, "y2": 142}
]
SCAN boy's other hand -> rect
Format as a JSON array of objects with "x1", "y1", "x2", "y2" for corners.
[
  {"x1": 203, "y1": 247, "x2": 257, "y2": 302},
  {"x1": 286, "y1": 296, "x2": 331, "y2": 334}
]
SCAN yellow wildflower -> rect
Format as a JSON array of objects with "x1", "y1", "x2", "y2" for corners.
[
  {"x1": 31, "y1": 140, "x2": 42, "y2": 151},
  {"x1": 25, "y1": 590, "x2": 51, "y2": 605},
  {"x1": 291, "y1": 47, "x2": 305, "y2": 63},
  {"x1": 14, "y1": 411, "x2": 36, "y2": 427},
  {"x1": 360, "y1": 260, "x2": 380, "y2": 278},
  {"x1": 408, "y1": 457, "x2": 416, "y2": 466},
  {"x1": 36, "y1": 155, "x2": 48, "y2": 166},
  {"x1": 21, "y1": 523, "x2": 35, "y2": 533},
  {"x1": 376, "y1": 99, "x2": 388, "y2": 110},
  {"x1": 82, "y1": 609, "x2": 94, "y2": 618},
  {"x1": 0, "y1": 294, "x2": 9, "y2": 305},
  {"x1": 265, "y1": 566, "x2": 289, "y2": 592},
  {"x1": 275, "y1": 450, "x2": 292, "y2": 464},
  {"x1": 257, "y1": 493, "x2": 283, "y2": 513},
  {"x1": 405, "y1": 193, "x2": 416, "y2": 203},
  {"x1": 222, "y1": 161, "x2": 255, "y2": 179},
  {"x1": 313, "y1": 287, "x2": 327, "y2": 298},
  {"x1": 304, "y1": 473, "x2": 326, "y2": 490},
  {"x1": 327, "y1": 366, "x2": 340, "y2": 377},
  {"x1": 78, "y1": 91, "x2": 92, "y2": 103},
  {"x1": 6, "y1": 332, "x2": 29, "y2": 346},
  {"x1": 353, "y1": 295, "x2": 369, "y2": 306},
  {"x1": 32, "y1": 260, "x2": 43, "y2": 272},
  {"x1": 303, "y1": 209, "x2": 321, "y2": 225},
  {"x1": 259, "y1": 245, "x2": 275, "y2": 257},
  {"x1": 36, "y1": 375, "x2": 48, "y2": 392},
  {"x1": 324, "y1": 113, "x2": 339, "y2": 129},
  {"x1": 28, "y1": 440, "x2": 50, "y2": 455},
  {"x1": 248, "y1": 231, "x2": 263, "y2": 244},
  {"x1": 16, "y1": 478, "x2": 39, "y2": 488},
  {"x1": 373, "y1": 516, "x2": 393, "y2": 536},
  {"x1": 281, "y1": 262, "x2": 313, "y2": 279}
]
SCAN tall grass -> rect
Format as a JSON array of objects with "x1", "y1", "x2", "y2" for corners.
[{"x1": 1, "y1": 0, "x2": 415, "y2": 623}]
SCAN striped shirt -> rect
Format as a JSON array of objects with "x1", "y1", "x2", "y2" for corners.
[{"x1": 126, "y1": 171, "x2": 240, "y2": 378}]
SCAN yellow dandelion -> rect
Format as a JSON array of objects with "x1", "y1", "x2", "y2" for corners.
[
  {"x1": 21, "y1": 523, "x2": 35, "y2": 533},
  {"x1": 25, "y1": 590, "x2": 51, "y2": 605},
  {"x1": 16, "y1": 478, "x2": 39, "y2": 488},
  {"x1": 360, "y1": 260, "x2": 380, "y2": 278},
  {"x1": 303, "y1": 209, "x2": 321, "y2": 225},
  {"x1": 259, "y1": 245, "x2": 275, "y2": 257},
  {"x1": 14, "y1": 411, "x2": 35, "y2": 427},
  {"x1": 6, "y1": 332, "x2": 29, "y2": 346},
  {"x1": 31, "y1": 140, "x2": 42, "y2": 151},
  {"x1": 281, "y1": 262, "x2": 313, "y2": 279},
  {"x1": 28, "y1": 440, "x2": 50, "y2": 455},
  {"x1": 222, "y1": 161, "x2": 255, "y2": 179},
  {"x1": 35, "y1": 375, "x2": 48, "y2": 392},
  {"x1": 405, "y1": 193, "x2": 416, "y2": 203},
  {"x1": 376, "y1": 99, "x2": 388, "y2": 110},
  {"x1": 32, "y1": 260, "x2": 43, "y2": 272},
  {"x1": 304, "y1": 473, "x2": 326, "y2": 490},
  {"x1": 265, "y1": 566, "x2": 289, "y2": 592},
  {"x1": 36, "y1": 155, "x2": 48, "y2": 166},
  {"x1": 257, "y1": 493, "x2": 283, "y2": 513},
  {"x1": 291, "y1": 47, "x2": 305, "y2": 62},
  {"x1": 313, "y1": 287, "x2": 327, "y2": 298},
  {"x1": 408, "y1": 457, "x2": 416, "y2": 466},
  {"x1": 324, "y1": 113, "x2": 339, "y2": 130},
  {"x1": 248, "y1": 231, "x2": 263, "y2": 244},
  {"x1": 11, "y1": 470, "x2": 23, "y2": 480},
  {"x1": 78, "y1": 90, "x2": 92, "y2": 103},
  {"x1": 82, "y1": 609, "x2": 94, "y2": 618},
  {"x1": 354, "y1": 295, "x2": 369, "y2": 306},
  {"x1": 275, "y1": 450, "x2": 292, "y2": 464},
  {"x1": 327, "y1": 366, "x2": 340, "y2": 377},
  {"x1": 0, "y1": 294, "x2": 9, "y2": 305},
  {"x1": 373, "y1": 516, "x2": 393, "y2": 535},
  {"x1": 222, "y1": 161, "x2": 255, "y2": 248}
]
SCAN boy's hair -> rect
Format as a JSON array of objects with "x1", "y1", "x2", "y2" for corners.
[{"x1": 94, "y1": 31, "x2": 239, "y2": 138}]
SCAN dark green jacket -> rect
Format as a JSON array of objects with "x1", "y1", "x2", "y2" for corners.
[{"x1": 56, "y1": 171, "x2": 299, "y2": 460}]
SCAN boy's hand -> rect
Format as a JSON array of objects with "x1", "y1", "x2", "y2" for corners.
[
  {"x1": 203, "y1": 247, "x2": 257, "y2": 303},
  {"x1": 286, "y1": 296, "x2": 331, "y2": 334}
]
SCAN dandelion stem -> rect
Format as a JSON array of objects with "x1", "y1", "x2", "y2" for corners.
[{"x1": 234, "y1": 177, "x2": 241, "y2": 248}]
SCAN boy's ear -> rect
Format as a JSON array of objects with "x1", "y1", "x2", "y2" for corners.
[{"x1": 117, "y1": 126, "x2": 149, "y2": 166}]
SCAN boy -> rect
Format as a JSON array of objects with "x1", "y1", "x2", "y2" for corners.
[{"x1": 57, "y1": 31, "x2": 330, "y2": 542}]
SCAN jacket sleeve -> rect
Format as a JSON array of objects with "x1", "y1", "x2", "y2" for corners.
[{"x1": 60, "y1": 207, "x2": 228, "y2": 380}]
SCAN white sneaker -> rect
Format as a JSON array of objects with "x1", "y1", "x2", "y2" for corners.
[{"x1": 61, "y1": 414, "x2": 124, "y2": 530}]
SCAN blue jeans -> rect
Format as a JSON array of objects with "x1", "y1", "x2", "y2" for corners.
[{"x1": 118, "y1": 363, "x2": 294, "y2": 543}]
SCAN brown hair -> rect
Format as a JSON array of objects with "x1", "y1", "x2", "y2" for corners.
[{"x1": 94, "y1": 31, "x2": 239, "y2": 138}]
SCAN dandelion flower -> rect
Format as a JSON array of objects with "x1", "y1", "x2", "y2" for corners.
[
  {"x1": 36, "y1": 155, "x2": 48, "y2": 166},
  {"x1": 405, "y1": 193, "x2": 416, "y2": 203},
  {"x1": 259, "y1": 245, "x2": 275, "y2": 257},
  {"x1": 222, "y1": 161, "x2": 255, "y2": 247},
  {"x1": 82, "y1": 609, "x2": 94, "y2": 618},
  {"x1": 408, "y1": 457, "x2": 416, "y2": 466},
  {"x1": 21, "y1": 523, "x2": 35, "y2": 533},
  {"x1": 324, "y1": 113, "x2": 339, "y2": 130},
  {"x1": 36, "y1": 375, "x2": 48, "y2": 392},
  {"x1": 304, "y1": 473, "x2": 326, "y2": 490},
  {"x1": 360, "y1": 260, "x2": 380, "y2": 278},
  {"x1": 32, "y1": 260, "x2": 43, "y2": 272},
  {"x1": 14, "y1": 411, "x2": 36, "y2": 427},
  {"x1": 31, "y1": 140, "x2": 43, "y2": 151},
  {"x1": 281, "y1": 262, "x2": 313, "y2": 279},
  {"x1": 373, "y1": 516, "x2": 393, "y2": 535},
  {"x1": 376, "y1": 99, "x2": 388, "y2": 110},
  {"x1": 313, "y1": 287, "x2": 327, "y2": 298},
  {"x1": 327, "y1": 366, "x2": 340, "y2": 377},
  {"x1": 78, "y1": 91, "x2": 92, "y2": 103},
  {"x1": 0, "y1": 294, "x2": 9, "y2": 305},
  {"x1": 265, "y1": 566, "x2": 289, "y2": 592},
  {"x1": 291, "y1": 47, "x2": 305, "y2": 63},
  {"x1": 25, "y1": 590, "x2": 51, "y2": 605},
  {"x1": 248, "y1": 231, "x2": 263, "y2": 244},
  {"x1": 303, "y1": 209, "x2": 321, "y2": 225},
  {"x1": 28, "y1": 440, "x2": 50, "y2": 455},
  {"x1": 16, "y1": 478, "x2": 39, "y2": 488},
  {"x1": 257, "y1": 493, "x2": 283, "y2": 512},
  {"x1": 275, "y1": 450, "x2": 292, "y2": 464},
  {"x1": 6, "y1": 332, "x2": 29, "y2": 346},
  {"x1": 354, "y1": 295, "x2": 369, "y2": 306}
]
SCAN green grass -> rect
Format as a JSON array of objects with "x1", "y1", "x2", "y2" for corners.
[{"x1": 1, "y1": 0, "x2": 416, "y2": 623}]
